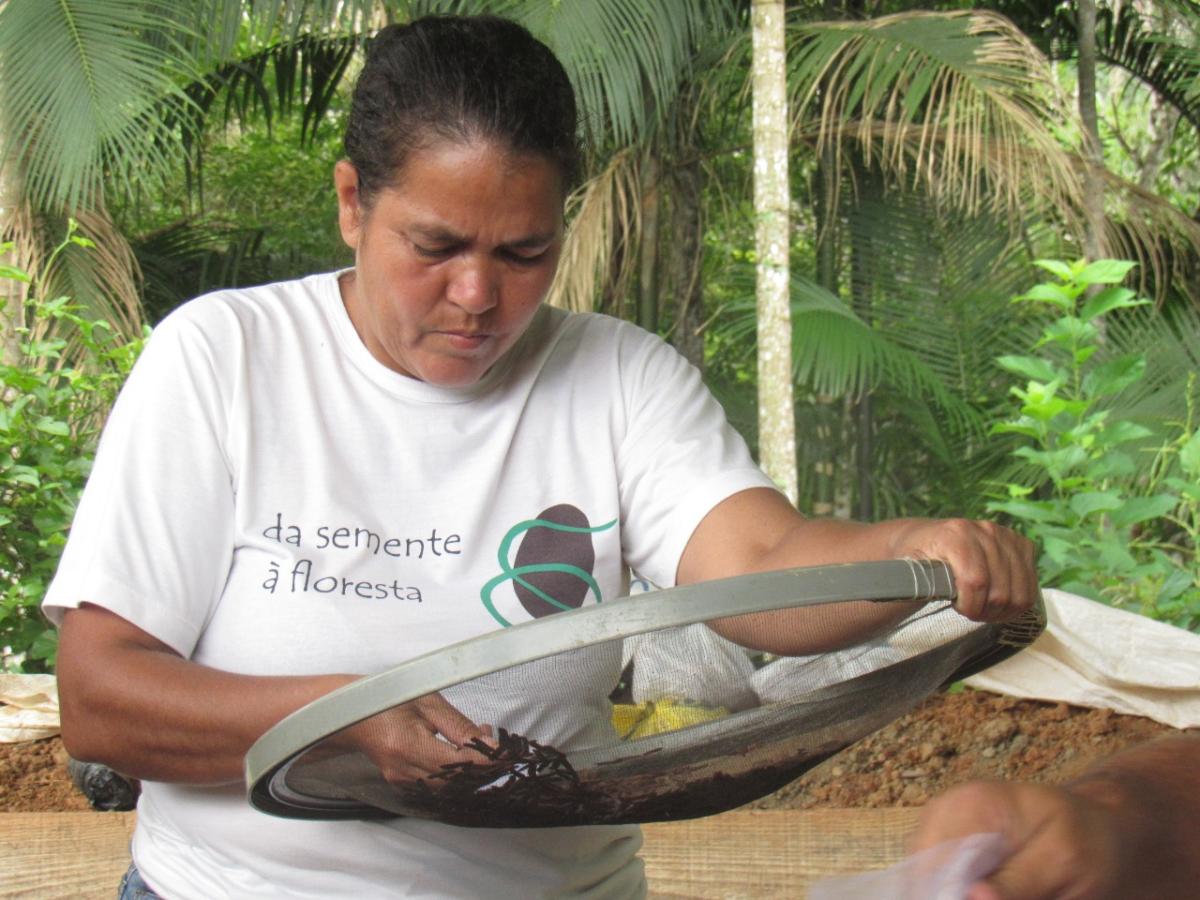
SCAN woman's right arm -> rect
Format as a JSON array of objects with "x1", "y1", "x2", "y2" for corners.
[{"x1": 57, "y1": 603, "x2": 491, "y2": 785}]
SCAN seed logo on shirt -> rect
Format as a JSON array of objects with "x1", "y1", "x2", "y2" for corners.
[{"x1": 480, "y1": 504, "x2": 617, "y2": 627}]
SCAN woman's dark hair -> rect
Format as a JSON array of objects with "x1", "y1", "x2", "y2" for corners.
[{"x1": 344, "y1": 15, "x2": 581, "y2": 204}]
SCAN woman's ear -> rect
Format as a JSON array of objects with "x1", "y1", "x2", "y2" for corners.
[{"x1": 333, "y1": 160, "x2": 364, "y2": 249}]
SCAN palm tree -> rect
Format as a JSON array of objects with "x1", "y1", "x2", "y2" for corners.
[{"x1": 0, "y1": 0, "x2": 732, "y2": 336}]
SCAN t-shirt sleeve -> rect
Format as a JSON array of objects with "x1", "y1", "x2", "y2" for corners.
[
  {"x1": 613, "y1": 323, "x2": 776, "y2": 588},
  {"x1": 42, "y1": 307, "x2": 236, "y2": 657}
]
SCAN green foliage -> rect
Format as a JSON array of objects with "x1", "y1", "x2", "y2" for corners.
[
  {"x1": 0, "y1": 226, "x2": 146, "y2": 672},
  {"x1": 988, "y1": 259, "x2": 1199, "y2": 631}
]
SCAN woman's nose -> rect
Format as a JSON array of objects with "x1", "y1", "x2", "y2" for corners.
[{"x1": 446, "y1": 257, "x2": 499, "y2": 313}]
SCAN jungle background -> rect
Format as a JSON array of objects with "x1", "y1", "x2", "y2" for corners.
[{"x1": 2, "y1": 0, "x2": 1200, "y2": 676}]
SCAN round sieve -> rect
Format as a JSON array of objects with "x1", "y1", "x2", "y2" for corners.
[{"x1": 245, "y1": 559, "x2": 1044, "y2": 826}]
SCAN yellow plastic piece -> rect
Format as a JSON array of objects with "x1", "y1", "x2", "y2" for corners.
[{"x1": 611, "y1": 698, "x2": 729, "y2": 740}]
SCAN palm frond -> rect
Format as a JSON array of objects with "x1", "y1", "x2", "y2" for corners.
[
  {"x1": 498, "y1": 0, "x2": 735, "y2": 147},
  {"x1": 784, "y1": 10, "x2": 1082, "y2": 223},
  {"x1": 1104, "y1": 302, "x2": 1200, "y2": 424},
  {"x1": 1098, "y1": 168, "x2": 1200, "y2": 306},
  {"x1": 0, "y1": 0, "x2": 199, "y2": 211},
  {"x1": 547, "y1": 148, "x2": 642, "y2": 314},
  {"x1": 713, "y1": 268, "x2": 984, "y2": 437}
]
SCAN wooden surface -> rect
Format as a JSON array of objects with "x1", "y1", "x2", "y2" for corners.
[
  {"x1": 642, "y1": 808, "x2": 919, "y2": 898},
  {"x1": 2, "y1": 812, "x2": 136, "y2": 899},
  {"x1": 1, "y1": 808, "x2": 919, "y2": 898}
]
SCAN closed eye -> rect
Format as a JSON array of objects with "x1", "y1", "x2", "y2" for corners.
[
  {"x1": 501, "y1": 247, "x2": 551, "y2": 266},
  {"x1": 413, "y1": 243, "x2": 457, "y2": 259}
]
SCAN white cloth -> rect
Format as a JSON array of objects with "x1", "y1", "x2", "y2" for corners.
[
  {"x1": 43, "y1": 271, "x2": 773, "y2": 899},
  {"x1": 0, "y1": 674, "x2": 59, "y2": 742},
  {"x1": 964, "y1": 588, "x2": 1200, "y2": 729}
]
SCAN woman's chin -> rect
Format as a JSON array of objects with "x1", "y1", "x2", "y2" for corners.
[{"x1": 414, "y1": 357, "x2": 494, "y2": 388}]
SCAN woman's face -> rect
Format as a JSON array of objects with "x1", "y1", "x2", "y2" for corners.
[{"x1": 334, "y1": 139, "x2": 565, "y2": 387}]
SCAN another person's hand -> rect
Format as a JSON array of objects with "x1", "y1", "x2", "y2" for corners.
[
  {"x1": 340, "y1": 692, "x2": 495, "y2": 783},
  {"x1": 909, "y1": 735, "x2": 1200, "y2": 900},
  {"x1": 909, "y1": 779, "x2": 1122, "y2": 899},
  {"x1": 886, "y1": 518, "x2": 1038, "y2": 623}
]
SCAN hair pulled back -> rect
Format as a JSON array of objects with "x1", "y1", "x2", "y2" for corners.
[{"x1": 344, "y1": 15, "x2": 581, "y2": 205}]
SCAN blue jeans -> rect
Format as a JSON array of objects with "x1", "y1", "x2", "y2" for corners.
[{"x1": 117, "y1": 863, "x2": 163, "y2": 899}]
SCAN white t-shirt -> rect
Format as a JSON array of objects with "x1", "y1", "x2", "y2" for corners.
[{"x1": 44, "y1": 271, "x2": 774, "y2": 899}]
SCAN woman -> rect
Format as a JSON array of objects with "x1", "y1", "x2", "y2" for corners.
[{"x1": 47, "y1": 15, "x2": 1037, "y2": 899}]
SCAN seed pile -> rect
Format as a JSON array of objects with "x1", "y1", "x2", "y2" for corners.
[
  {"x1": 432, "y1": 728, "x2": 582, "y2": 797},
  {"x1": 397, "y1": 728, "x2": 607, "y2": 827}
]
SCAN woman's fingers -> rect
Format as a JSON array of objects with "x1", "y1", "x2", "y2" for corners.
[
  {"x1": 345, "y1": 692, "x2": 493, "y2": 782},
  {"x1": 894, "y1": 519, "x2": 1038, "y2": 622}
]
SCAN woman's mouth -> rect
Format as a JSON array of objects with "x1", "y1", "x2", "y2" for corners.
[{"x1": 440, "y1": 330, "x2": 490, "y2": 351}]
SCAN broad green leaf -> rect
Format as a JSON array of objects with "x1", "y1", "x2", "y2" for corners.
[
  {"x1": 1109, "y1": 495, "x2": 1179, "y2": 528},
  {"x1": 986, "y1": 499, "x2": 1061, "y2": 524},
  {"x1": 1077, "y1": 259, "x2": 1136, "y2": 285},
  {"x1": 34, "y1": 417, "x2": 70, "y2": 437},
  {"x1": 1014, "y1": 445, "x2": 1088, "y2": 474},
  {"x1": 1082, "y1": 354, "x2": 1147, "y2": 399},
  {"x1": 1086, "y1": 454, "x2": 1137, "y2": 481},
  {"x1": 995, "y1": 355, "x2": 1058, "y2": 382},
  {"x1": 1163, "y1": 476, "x2": 1200, "y2": 501},
  {"x1": 1179, "y1": 431, "x2": 1200, "y2": 477},
  {"x1": 0, "y1": 264, "x2": 31, "y2": 283},
  {"x1": 1015, "y1": 283, "x2": 1074, "y2": 309},
  {"x1": 1040, "y1": 317, "x2": 1097, "y2": 349},
  {"x1": 1069, "y1": 491, "x2": 1123, "y2": 517},
  {"x1": 1157, "y1": 568, "x2": 1194, "y2": 603},
  {"x1": 1040, "y1": 535, "x2": 1077, "y2": 566},
  {"x1": 990, "y1": 421, "x2": 1043, "y2": 439},
  {"x1": 1079, "y1": 286, "x2": 1147, "y2": 322},
  {"x1": 1097, "y1": 541, "x2": 1139, "y2": 572},
  {"x1": 5, "y1": 466, "x2": 41, "y2": 487},
  {"x1": 1101, "y1": 420, "x2": 1155, "y2": 446},
  {"x1": 1032, "y1": 259, "x2": 1075, "y2": 280}
]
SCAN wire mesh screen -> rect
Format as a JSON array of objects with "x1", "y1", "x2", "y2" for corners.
[{"x1": 247, "y1": 562, "x2": 1044, "y2": 827}]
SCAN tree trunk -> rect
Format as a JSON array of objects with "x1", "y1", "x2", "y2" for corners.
[
  {"x1": 637, "y1": 154, "x2": 661, "y2": 333},
  {"x1": 1, "y1": 155, "x2": 28, "y2": 364},
  {"x1": 667, "y1": 161, "x2": 705, "y2": 371},
  {"x1": 751, "y1": 0, "x2": 798, "y2": 505},
  {"x1": 1077, "y1": 0, "x2": 1106, "y2": 264}
]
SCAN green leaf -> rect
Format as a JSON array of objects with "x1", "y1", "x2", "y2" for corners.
[
  {"x1": 990, "y1": 420, "x2": 1043, "y2": 439},
  {"x1": 1040, "y1": 317, "x2": 1097, "y2": 349},
  {"x1": 1109, "y1": 495, "x2": 1179, "y2": 528},
  {"x1": 1087, "y1": 451, "x2": 1137, "y2": 480},
  {"x1": 1082, "y1": 354, "x2": 1147, "y2": 399},
  {"x1": 1163, "y1": 477, "x2": 1200, "y2": 502},
  {"x1": 1032, "y1": 259, "x2": 1075, "y2": 281},
  {"x1": 1069, "y1": 491, "x2": 1123, "y2": 517},
  {"x1": 34, "y1": 417, "x2": 70, "y2": 437},
  {"x1": 1102, "y1": 420, "x2": 1155, "y2": 446},
  {"x1": 1097, "y1": 541, "x2": 1139, "y2": 572},
  {"x1": 987, "y1": 498, "x2": 1062, "y2": 524},
  {"x1": 1077, "y1": 259, "x2": 1136, "y2": 285},
  {"x1": 1040, "y1": 535, "x2": 1078, "y2": 566},
  {"x1": 5, "y1": 466, "x2": 41, "y2": 487},
  {"x1": 1079, "y1": 286, "x2": 1147, "y2": 322},
  {"x1": 0, "y1": 263, "x2": 32, "y2": 283},
  {"x1": 1179, "y1": 431, "x2": 1200, "y2": 478},
  {"x1": 995, "y1": 355, "x2": 1058, "y2": 382},
  {"x1": 1016, "y1": 283, "x2": 1075, "y2": 310}
]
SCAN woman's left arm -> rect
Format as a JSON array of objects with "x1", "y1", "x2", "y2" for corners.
[{"x1": 676, "y1": 487, "x2": 1039, "y2": 654}]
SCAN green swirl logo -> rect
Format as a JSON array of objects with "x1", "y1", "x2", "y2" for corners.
[{"x1": 481, "y1": 504, "x2": 617, "y2": 627}]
